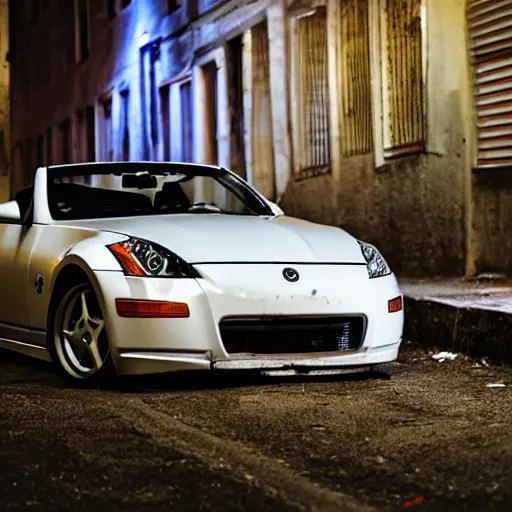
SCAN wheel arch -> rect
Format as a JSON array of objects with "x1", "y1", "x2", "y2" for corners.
[
  {"x1": 48, "y1": 232, "x2": 124, "y2": 317},
  {"x1": 47, "y1": 256, "x2": 123, "y2": 377},
  {"x1": 49, "y1": 256, "x2": 108, "y2": 316}
]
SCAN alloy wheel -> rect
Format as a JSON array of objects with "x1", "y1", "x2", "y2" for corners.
[{"x1": 54, "y1": 284, "x2": 110, "y2": 380}]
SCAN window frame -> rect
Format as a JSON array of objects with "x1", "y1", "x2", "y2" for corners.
[
  {"x1": 288, "y1": 2, "x2": 332, "y2": 181},
  {"x1": 59, "y1": 119, "x2": 72, "y2": 165},
  {"x1": 159, "y1": 74, "x2": 194, "y2": 163},
  {"x1": 337, "y1": 0, "x2": 374, "y2": 157},
  {"x1": 119, "y1": 89, "x2": 130, "y2": 161},
  {"x1": 74, "y1": 0, "x2": 90, "y2": 63},
  {"x1": 369, "y1": 0, "x2": 428, "y2": 167},
  {"x1": 98, "y1": 96, "x2": 114, "y2": 162}
]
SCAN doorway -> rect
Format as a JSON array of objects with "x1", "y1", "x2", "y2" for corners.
[
  {"x1": 202, "y1": 61, "x2": 218, "y2": 166},
  {"x1": 227, "y1": 34, "x2": 246, "y2": 180}
]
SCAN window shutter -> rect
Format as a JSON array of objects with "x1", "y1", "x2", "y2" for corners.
[
  {"x1": 383, "y1": 0, "x2": 425, "y2": 157},
  {"x1": 296, "y1": 7, "x2": 330, "y2": 177},
  {"x1": 339, "y1": 0, "x2": 373, "y2": 156},
  {"x1": 468, "y1": 0, "x2": 512, "y2": 168}
]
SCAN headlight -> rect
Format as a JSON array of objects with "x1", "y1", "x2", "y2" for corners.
[
  {"x1": 358, "y1": 241, "x2": 391, "y2": 278},
  {"x1": 108, "y1": 238, "x2": 200, "y2": 278}
]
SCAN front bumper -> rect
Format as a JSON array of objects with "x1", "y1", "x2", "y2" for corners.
[
  {"x1": 93, "y1": 264, "x2": 404, "y2": 376},
  {"x1": 116, "y1": 340, "x2": 401, "y2": 376}
]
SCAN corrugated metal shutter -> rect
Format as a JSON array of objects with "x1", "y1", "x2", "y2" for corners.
[{"x1": 468, "y1": 0, "x2": 512, "y2": 168}]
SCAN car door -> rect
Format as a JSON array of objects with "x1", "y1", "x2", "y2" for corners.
[{"x1": 0, "y1": 201, "x2": 34, "y2": 336}]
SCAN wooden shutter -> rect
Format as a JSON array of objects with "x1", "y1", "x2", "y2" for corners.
[
  {"x1": 468, "y1": 0, "x2": 512, "y2": 168},
  {"x1": 339, "y1": 0, "x2": 373, "y2": 156},
  {"x1": 296, "y1": 7, "x2": 330, "y2": 176},
  {"x1": 384, "y1": 0, "x2": 425, "y2": 157}
]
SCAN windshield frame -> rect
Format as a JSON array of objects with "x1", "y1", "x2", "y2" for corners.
[{"x1": 46, "y1": 162, "x2": 274, "y2": 221}]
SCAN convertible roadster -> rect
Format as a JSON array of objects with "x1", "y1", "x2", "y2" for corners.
[{"x1": 0, "y1": 162, "x2": 403, "y2": 386}]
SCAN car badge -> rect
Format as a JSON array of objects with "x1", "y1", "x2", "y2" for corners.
[{"x1": 283, "y1": 268, "x2": 299, "y2": 282}]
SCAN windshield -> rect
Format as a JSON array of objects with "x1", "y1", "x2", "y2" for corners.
[{"x1": 47, "y1": 163, "x2": 272, "y2": 221}]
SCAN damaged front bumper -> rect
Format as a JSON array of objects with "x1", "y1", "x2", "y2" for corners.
[{"x1": 118, "y1": 340, "x2": 401, "y2": 376}]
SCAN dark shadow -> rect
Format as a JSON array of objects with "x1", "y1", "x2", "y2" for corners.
[
  {"x1": 119, "y1": 366, "x2": 392, "y2": 394},
  {"x1": 0, "y1": 347, "x2": 51, "y2": 368},
  {"x1": 0, "y1": 347, "x2": 392, "y2": 393},
  {"x1": 0, "y1": 348, "x2": 63, "y2": 387}
]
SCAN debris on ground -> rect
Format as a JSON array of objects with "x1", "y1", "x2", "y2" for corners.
[
  {"x1": 431, "y1": 352, "x2": 458, "y2": 362},
  {"x1": 486, "y1": 382, "x2": 506, "y2": 388},
  {"x1": 471, "y1": 358, "x2": 490, "y2": 369},
  {"x1": 466, "y1": 272, "x2": 508, "y2": 281},
  {"x1": 402, "y1": 496, "x2": 424, "y2": 508}
]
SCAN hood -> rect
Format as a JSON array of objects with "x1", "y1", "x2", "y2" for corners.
[{"x1": 61, "y1": 214, "x2": 366, "y2": 264}]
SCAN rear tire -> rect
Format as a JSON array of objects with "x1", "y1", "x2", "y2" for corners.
[{"x1": 48, "y1": 281, "x2": 117, "y2": 388}]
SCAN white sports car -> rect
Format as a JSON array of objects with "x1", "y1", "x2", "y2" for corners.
[{"x1": 0, "y1": 162, "x2": 403, "y2": 386}]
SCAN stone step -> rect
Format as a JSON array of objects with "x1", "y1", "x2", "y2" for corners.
[{"x1": 400, "y1": 278, "x2": 512, "y2": 365}]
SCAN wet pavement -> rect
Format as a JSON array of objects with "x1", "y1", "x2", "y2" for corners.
[{"x1": 0, "y1": 343, "x2": 511, "y2": 511}]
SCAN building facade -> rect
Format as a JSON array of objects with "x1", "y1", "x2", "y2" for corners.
[{"x1": 8, "y1": 0, "x2": 512, "y2": 277}]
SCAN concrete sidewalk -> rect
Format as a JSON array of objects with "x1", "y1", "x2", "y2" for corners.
[{"x1": 400, "y1": 278, "x2": 512, "y2": 365}]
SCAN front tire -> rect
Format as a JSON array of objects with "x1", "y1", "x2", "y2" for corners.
[{"x1": 48, "y1": 282, "x2": 116, "y2": 388}]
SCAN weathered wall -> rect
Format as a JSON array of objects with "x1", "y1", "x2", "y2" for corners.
[
  {"x1": 279, "y1": 0, "x2": 472, "y2": 277},
  {"x1": 334, "y1": 152, "x2": 465, "y2": 277},
  {"x1": 0, "y1": 0, "x2": 9, "y2": 195},
  {"x1": 330, "y1": 0, "x2": 473, "y2": 278},
  {"x1": 282, "y1": 151, "x2": 466, "y2": 278},
  {"x1": 472, "y1": 171, "x2": 512, "y2": 275},
  {"x1": 0, "y1": 177, "x2": 9, "y2": 203}
]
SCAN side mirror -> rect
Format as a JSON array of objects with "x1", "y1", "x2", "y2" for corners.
[
  {"x1": 267, "y1": 201, "x2": 284, "y2": 217},
  {"x1": 0, "y1": 201, "x2": 21, "y2": 222}
]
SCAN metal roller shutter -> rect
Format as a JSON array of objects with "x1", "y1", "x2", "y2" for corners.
[{"x1": 468, "y1": 0, "x2": 512, "y2": 168}]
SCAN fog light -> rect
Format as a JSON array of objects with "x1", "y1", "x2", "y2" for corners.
[{"x1": 388, "y1": 296, "x2": 403, "y2": 313}]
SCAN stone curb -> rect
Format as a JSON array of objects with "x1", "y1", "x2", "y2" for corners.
[{"x1": 403, "y1": 296, "x2": 512, "y2": 365}]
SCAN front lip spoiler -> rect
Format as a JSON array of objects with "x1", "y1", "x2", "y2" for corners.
[
  {"x1": 117, "y1": 341, "x2": 401, "y2": 376},
  {"x1": 212, "y1": 353, "x2": 367, "y2": 371},
  {"x1": 118, "y1": 350, "x2": 366, "y2": 367},
  {"x1": 118, "y1": 349, "x2": 372, "y2": 375}
]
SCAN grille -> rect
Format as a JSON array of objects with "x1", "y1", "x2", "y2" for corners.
[{"x1": 219, "y1": 316, "x2": 365, "y2": 355}]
